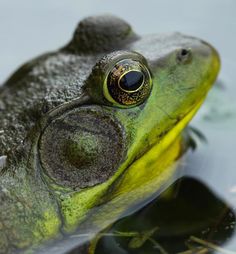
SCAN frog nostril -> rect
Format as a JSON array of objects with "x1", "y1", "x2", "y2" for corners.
[
  {"x1": 181, "y1": 49, "x2": 189, "y2": 56},
  {"x1": 177, "y1": 48, "x2": 192, "y2": 64}
]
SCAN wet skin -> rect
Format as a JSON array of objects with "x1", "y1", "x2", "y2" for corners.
[{"x1": 0, "y1": 15, "x2": 220, "y2": 253}]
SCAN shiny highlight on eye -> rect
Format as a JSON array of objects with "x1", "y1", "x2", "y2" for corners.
[{"x1": 104, "y1": 59, "x2": 152, "y2": 106}]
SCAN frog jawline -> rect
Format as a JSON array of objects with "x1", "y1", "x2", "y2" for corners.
[
  {"x1": 109, "y1": 97, "x2": 205, "y2": 203},
  {"x1": 77, "y1": 99, "x2": 206, "y2": 241},
  {"x1": 130, "y1": 97, "x2": 205, "y2": 173}
]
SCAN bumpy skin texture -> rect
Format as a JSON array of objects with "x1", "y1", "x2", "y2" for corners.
[{"x1": 0, "y1": 15, "x2": 220, "y2": 254}]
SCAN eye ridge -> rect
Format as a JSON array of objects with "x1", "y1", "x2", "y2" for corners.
[{"x1": 118, "y1": 70, "x2": 145, "y2": 93}]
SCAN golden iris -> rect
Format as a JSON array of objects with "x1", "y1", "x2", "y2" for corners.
[{"x1": 104, "y1": 59, "x2": 152, "y2": 106}]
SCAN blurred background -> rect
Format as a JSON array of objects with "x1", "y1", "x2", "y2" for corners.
[
  {"x1": 0, "y1": 0, "x2": 236, "y2": 252},
  {"x1": 0, "y1": 0, "x2": 235, "y2": 84}
]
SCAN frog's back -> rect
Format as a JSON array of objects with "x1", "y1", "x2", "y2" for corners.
[
  {"x1": 0, "y1": 15, "x2": 138, "y2": 154},
  {"x1": 0, "y1": 53, "x2": 95, "y2": 153}
]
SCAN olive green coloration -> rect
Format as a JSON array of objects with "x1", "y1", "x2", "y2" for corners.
[{"x1": 0, "y1": 15, "x2": 220, "y2": 253}]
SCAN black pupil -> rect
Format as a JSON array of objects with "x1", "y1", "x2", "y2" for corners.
[{"x1": 119, "y1": 71, "x2": 144, "y2": 91}]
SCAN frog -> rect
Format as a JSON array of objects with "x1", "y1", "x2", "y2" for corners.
[{"x1": 0, "y1": 15, "x2": 220, "y2": 254}]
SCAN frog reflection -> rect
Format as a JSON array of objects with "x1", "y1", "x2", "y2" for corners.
[{"x1": 95, "y1": 177, "x2": 236, "y2": 254}]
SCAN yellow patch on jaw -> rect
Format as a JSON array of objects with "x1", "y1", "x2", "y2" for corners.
[{"x1": 111, "y1": 98, "x2": 205, "y2": 197}]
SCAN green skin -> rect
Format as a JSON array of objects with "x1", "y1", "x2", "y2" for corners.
[{"x1": 0, "y1": 15, "x2": 220, "y2": 253}]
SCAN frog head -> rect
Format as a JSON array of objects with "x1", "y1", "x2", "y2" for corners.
[{"x1": 0, "y1": 15, "x2": 220, "y2": 253}]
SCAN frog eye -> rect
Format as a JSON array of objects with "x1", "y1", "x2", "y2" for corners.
[{"x1": 104, "y1": 59, "x2": 152, "y2": 106}]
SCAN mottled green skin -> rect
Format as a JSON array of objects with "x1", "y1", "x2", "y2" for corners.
[{"x1": 0, "y1": 15, "x2": 219, "y2": 253}]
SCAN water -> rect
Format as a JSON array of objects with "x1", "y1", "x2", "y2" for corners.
[
  {"x1": 96, "y1": 178, "x2": 236, "y2": 253},
  {"x1": 0, "y1": 0, "x2": 236, "y2": 253}
]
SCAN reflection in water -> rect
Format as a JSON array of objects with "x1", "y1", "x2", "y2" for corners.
[{"x1": 95, "y1": 178, "x2": 235, "y2": 254}]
